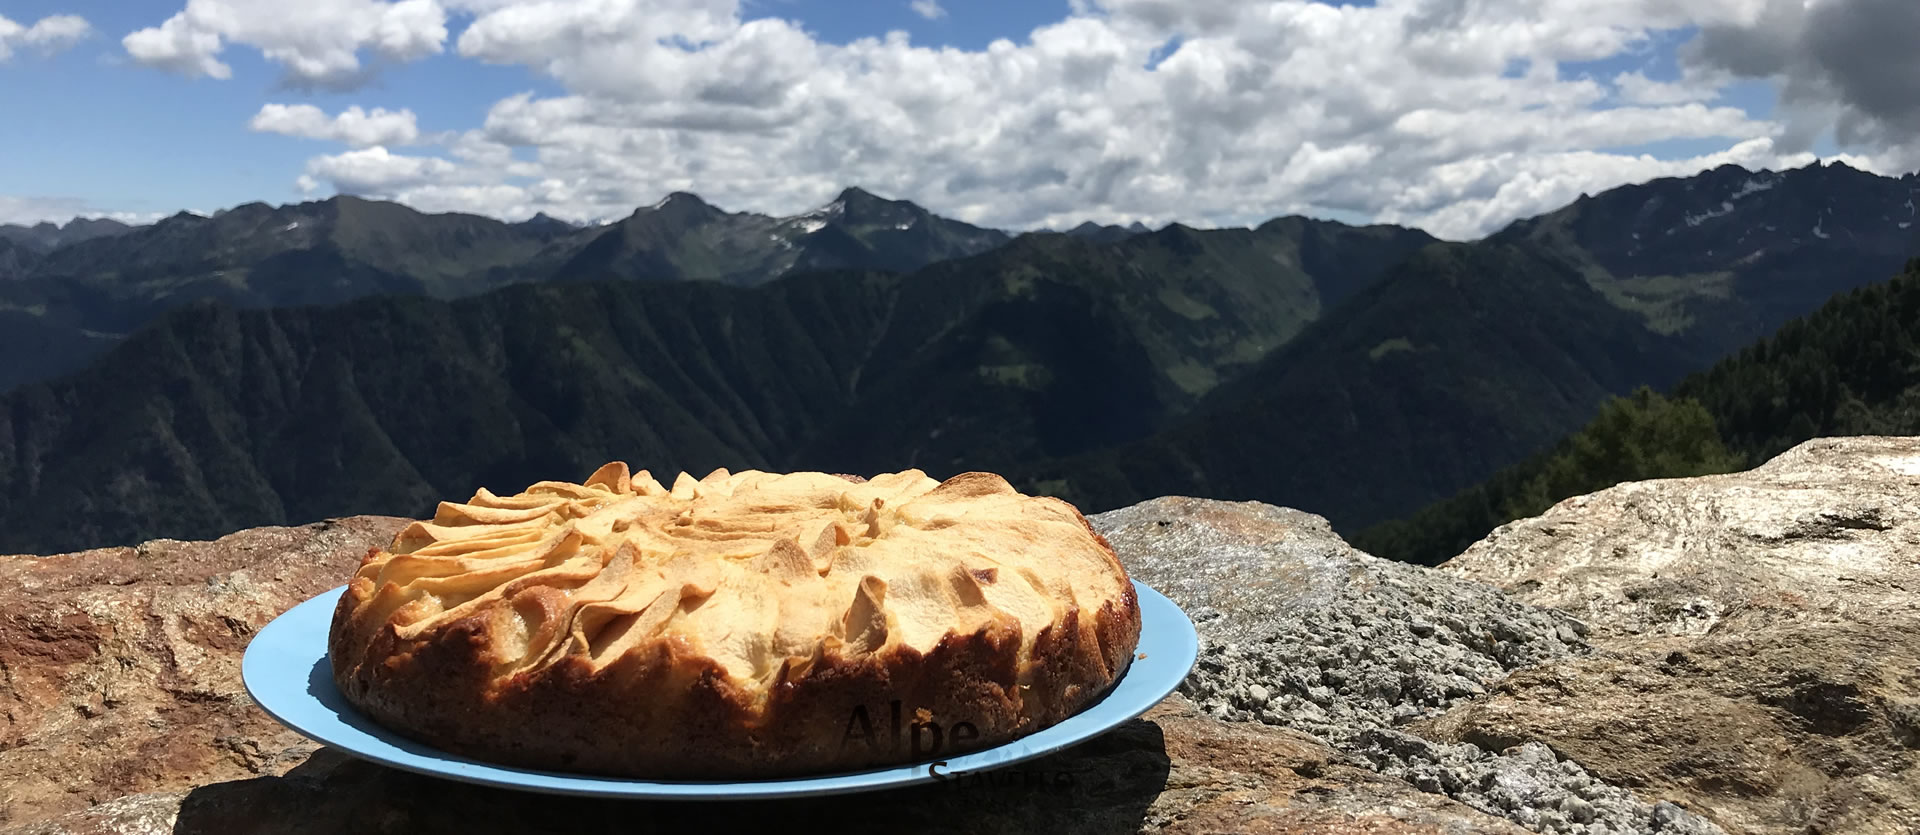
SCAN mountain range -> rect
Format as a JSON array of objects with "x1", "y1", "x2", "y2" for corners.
[
  {"x1": 0, "y1": 212, "x2": 1429, "y2": 554},
  {"x1": 1063, "y1": 220, "x2": 1155, "y2": 243},
  {"x1": 0, "y1": 187, "x2": 1009, "y2": 394},
  {"x1": 0, "y1": 217, "x2": 134, "y2": 256},
  {"x1": 0, "y1": 161, "x2": 1915, "y2": 555},
  {"x1": 1014, "y1": 161, "x2": 1920, "y2": 529},
  {"x1": 0, "y1": 218, "x2": 135, "y2": 283}
]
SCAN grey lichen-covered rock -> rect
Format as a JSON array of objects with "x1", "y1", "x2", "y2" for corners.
[
  {"x1": 1438, "y1": 437, "x2": 1920, "y2": 834},
  {"x1": 1352, "y1": 731, "x2": 1721, "y2": 835},
  {"x1": 1090, "y1": 497, "x2": 1591, "y2": 739},
  {"x1": 1091, "y1": 498, "x2": 1723, "y2": 835}
]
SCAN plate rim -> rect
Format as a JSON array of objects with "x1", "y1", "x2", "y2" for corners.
[{"x1": 243, "y1": 579, "x2": 1197, "y2": 800}]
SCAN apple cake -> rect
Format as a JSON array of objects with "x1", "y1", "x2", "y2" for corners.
[{"x1": 327, "y1": 463, "x2": 1142, "y2": 779}]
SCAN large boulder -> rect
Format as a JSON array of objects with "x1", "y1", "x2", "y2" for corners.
[
  {"x1": 0, "y1": 511, "x2": 1521, "y2": 835},
  {"x1": 1437, "y1": 436, "x2": 1920, "y2": 834},
  {"x1": 1092, "y1": 498, "x2": 1593, "y2": 743},
  {"x1": 1094, "y1": 498, "x2": 1723, "y2": 835}
]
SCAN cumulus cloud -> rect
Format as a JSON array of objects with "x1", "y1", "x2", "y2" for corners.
[
  {"x1": 124, "y1": 0, "x2": 446, "y2": 88},
  {"x1": 263, "y1": 0, "x2": 1915, "y2": 239},
  {"x1": 1684, "y1": 0, "x2": 1920, "y2": 172},
  {"x1": 250, "y1": 103, "x2": 420, "y2": 146},
  {"x1": 0, "y1": 13, "x2": 92, "y2": 61},
  {"x1": 910, "y1": 0, "x2": 947, "y2": 20},
  {"x1": 298, "y1": 146, "x2": 460, "y2": 194}
]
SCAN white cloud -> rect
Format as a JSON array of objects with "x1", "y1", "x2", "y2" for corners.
[
  {"x1": 258, "y1": 0, "x2": 1913, "y2": 240},
  {"x1": 0, "y1": 13, "x2": 92, "y2": 61},
  {"x1": 1610, "y1": 67, "x2": 1730, "y2": 105},
  {"x1": 910, "y1": 0, "x2": 947, "y2": 21},
  {"x1": 0, "y1": 195, "x2": 170, "y2": 227},
  {"x1": 300, "y1": 146, "x2": 461, "y2": 194},
  {"x1": 124, "y1": 0, "x2": 447, "y2": 88},
  {"x1": 1684, "y1": 0, "x2": 1920, "y2": 173},
  {"x1": 250, "y1": 104, "x2": 421, "y2": 147},
  {"x1": 1380, "y1": 137, "x2": 1818, "y2": 238}
]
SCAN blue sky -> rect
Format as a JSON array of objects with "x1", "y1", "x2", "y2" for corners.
[
  {"x1": 0, "y1": 1, "x2": 1904, "y2": 239},
  {"x1": 0, "y1": 0, "x2": 1082, "y2": 216},
  {"x1": 1, "y1": 1, "x2": 553, "y2": 217}
]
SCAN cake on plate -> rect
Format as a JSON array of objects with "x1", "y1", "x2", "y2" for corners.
[{"x1": 327, "y1": 463, "x2": 1141, "y2": 778}]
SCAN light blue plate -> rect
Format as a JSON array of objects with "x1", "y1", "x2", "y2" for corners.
[{"x1": 242, "y1": 580, "x2": 1197, "y2": 800}]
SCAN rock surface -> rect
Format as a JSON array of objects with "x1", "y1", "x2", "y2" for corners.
[
  {"x1": 0, "y1": 516, "x2": 412, "y2": 827},
  {"x1": 0, "y1": 512, "x2": 1523, "y2": 834},
  {"x1": 8, "y1": 696, "x2": 1529, "y2": 835},
  {"x1": 1091, "y1": 499, "x2": 1592, "y2": 741},
  {"x1": 1091, "y1": 498, "x2": 1723, "y2": 835},
  {"x1": 1440, "y1": 436, "x2": 1920, "y2": 834},
  {"x1": 10, "y1": 439, "x2": 1918, "y2": 834}
]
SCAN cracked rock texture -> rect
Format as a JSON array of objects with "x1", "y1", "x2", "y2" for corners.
[
  {"x1": 1091, "y1": 498, "x2": 1723, "y2": 835},
  {"x1": 0, "y1": 515, "x2": 1522, "y2": 835},
  {"x1": 1440, "y1": 436, "x2": 1920, "y2": 834},
  {"x1": 0, "y1": 516, "x2": 412, "y2": 827}
]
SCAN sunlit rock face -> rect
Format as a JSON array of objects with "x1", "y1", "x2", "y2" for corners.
[{"x1": 1438, "y1": 436, "x2": 1920, "y2": 834}]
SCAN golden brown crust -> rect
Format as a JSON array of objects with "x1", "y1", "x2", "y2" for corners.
[{"x1": 328, "y1": 466, "x2": 1141, "y2": 779}]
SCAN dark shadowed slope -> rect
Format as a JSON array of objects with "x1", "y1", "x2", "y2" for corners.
[
  {"x1": 1016, "y1": 162, "x2": 1920, "y2": 531},
  {"x1": 1017, "y1": 240, "x2": 1705, "y2": 529},
  {"x1": 0, "y1": 217, "x2": 1432, "y2": 554}
]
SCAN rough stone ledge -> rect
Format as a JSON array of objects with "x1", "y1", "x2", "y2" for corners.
[
  {"x1": 1439, "y1": 436, "x2": 1920, "y2": 834},
  {"x1": 1093, "y1": 498, "x2": 1725, "y2": 835},
  {"x1": 0, "y1": 514, "x2": 1520, "y2": 835}
]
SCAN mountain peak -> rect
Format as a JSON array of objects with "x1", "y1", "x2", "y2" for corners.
[
  {"x1": 834, "y1": 186, "x2": 924, "y2": 216},
  {"x1": 632, "y1": 191, "x2": 721, "y2": 225},
  {"x1": 64, "y1": 217, "x2": 131, "y2": 232},
  {"x1": 836, "y1": 186, "x2": 883, "y2": 205},
  {"x1": 316, "y1": 194, "x2": 383, "y2": 213},
  {"x1": 217, "y1": 201, "x2": 275, "y2": 218},
  {"x1": 1063, "y1": 220, "x2": 1153, "y2": 243},
  {"x1": 654, "y1": 191, "x2": 710, "y2": 209},
  {"x1": 630, "y1": 191, "x2": 715, "y2": 216}
]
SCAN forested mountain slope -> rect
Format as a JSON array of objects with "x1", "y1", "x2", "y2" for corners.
[
  {"x1": 0, "y1": 217, "x2": 1431, "y2": 554},
  {"x1": 1355, "y1": 257, "x2": 1920, "y2": 565}
]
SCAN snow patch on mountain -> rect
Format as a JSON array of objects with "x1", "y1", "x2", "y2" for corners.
[
  {"x1": 1729, "y1": 177, "x2": 1776, "y2": 201},
  {"x1": 1684, "y1": 201, "x2": 1735, "y2": 228}
]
